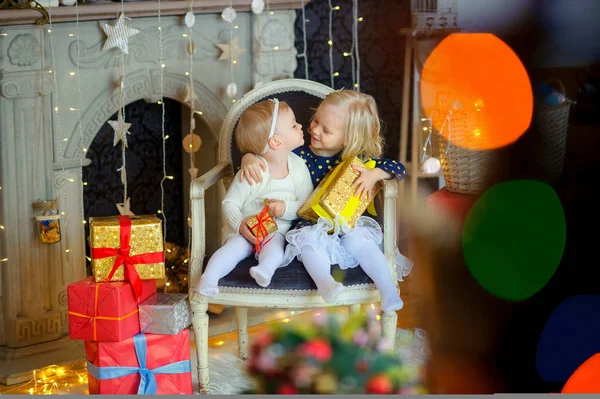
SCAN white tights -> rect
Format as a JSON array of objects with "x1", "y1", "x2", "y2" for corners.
[
  {"x1": 341, "y1": 233, "x2": 404, "y2": 312},
  {"x1": 196, "y1": 233, "x2": 286, "y2": 297},
  {"x1": 301, "y1": 246, "x2": 345, "y2": 303},
  {"x1": 300, "y1": 233, "x2": 403, "y2": 312}
]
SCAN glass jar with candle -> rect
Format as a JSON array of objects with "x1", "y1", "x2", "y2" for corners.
[{"x1": 33, "y1": 200, "x2": 61, "y2": 244}]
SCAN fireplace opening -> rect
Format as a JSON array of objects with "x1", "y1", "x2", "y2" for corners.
[
  {"x1": 82, "y1": 98, "x2": 185, "y2": 270},
  {"x1": 80, "y1": 97, "x2": 220, "y2": 291}
]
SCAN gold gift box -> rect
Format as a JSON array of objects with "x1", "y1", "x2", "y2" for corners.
[
  {"x1": 89, "y1": 215, "x2": 165, "y2": 283},
  {"x1": 298, "y1": 157, "x2": 381, "y2": 228},
  {"x1": 246, "y1": 213, "x2": 278, "y2": 239}
]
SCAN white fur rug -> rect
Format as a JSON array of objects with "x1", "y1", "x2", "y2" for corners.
[{"x1": 193, "y1": 328, "x2": 429, "y2": 395}]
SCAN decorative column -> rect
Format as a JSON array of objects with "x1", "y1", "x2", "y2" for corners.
[{"x1": 0, "y1": 33, "x2": 86, "y2": 355}]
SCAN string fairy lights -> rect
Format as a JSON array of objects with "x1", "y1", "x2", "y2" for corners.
[
  {"x1": 185, "y1": 0, "x2": 198, "y2": 267},
  {"x1": 0, "y1": 37, "x2": 4, "y2": 263},
  {"x1": 298, "y1": 0, "x2": 309, "y2": 81},
  {"x1": 73, "y1": 0, "x2": 87, "y2": 235},
  {"x1": 0, "y1": 184, "x2": 4, "y2": 263},
  {"x1": 327, "y1": 2, "x2": 362, "y2": 90},
  {"x1": 46, "y1": 5, "x2": 72, "y2": 256},
  {"x1": 352, "y1": 0, "x2": 361, "y2": 91},
  {"x1": 0, "y1": 358, "x2": 87, "y2": 395},
  {"x1": 224, "y1": 0, "x2": 238, "y2": 103},
  {"x1": 327, "y1": 0, "x2": 334, "y2": 88},
  {"x1": 158, "y1": 0, "x2": 169, "y2": 246},
  {"x1": 117, "y1": 4, "x2": 130, "y2": 212},
  {"x1": 264, "y1": 0, "x2": 279, "y2": 82}
]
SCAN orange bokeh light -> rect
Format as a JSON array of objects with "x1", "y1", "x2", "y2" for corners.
[
  {"x1": 562, "y1": 353, "x2": 600, "y2": 393},
  {"x1": 420, "y1": 33, "x2": 533, "y2": 150}
]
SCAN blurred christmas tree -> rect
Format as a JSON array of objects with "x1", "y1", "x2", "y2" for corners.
[
  {"x1": 159, "y1": 242, "x2": 224, "y2": 315},
  {"x1": 159, "y1": 242, "x2": 189, "y2": 294},
  {"x1": 245, "y1": 310, "x2": 426, "y2": 394}
]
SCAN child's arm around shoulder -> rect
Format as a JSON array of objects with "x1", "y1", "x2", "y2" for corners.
[{"x1": 238, "y1": 153, "x2": 267, "y2": 185}]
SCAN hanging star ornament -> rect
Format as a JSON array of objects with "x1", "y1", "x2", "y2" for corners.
[
  {"x1": 216, "y1": 36, "x2": 247, "y2": 64},
  {"x1": 183, "y1": 84, "x2": 199, "y2": 108},
  {"x1": 116, "y1": 197, "x2": 135, "y2": 216},
  {"x1": 100, "y1": 14, "x2": 140, "y2": 54},
  {"x1": 108, "y1": 109, "x2": 132, "y2": 147}
]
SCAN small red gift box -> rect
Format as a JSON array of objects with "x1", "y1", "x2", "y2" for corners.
[
  {"x1": 67, "y1": 277, "x2": 156, "y2": 342},
  {"x1": 85, "y1": 330, "x2": 193, "y2": 395}
]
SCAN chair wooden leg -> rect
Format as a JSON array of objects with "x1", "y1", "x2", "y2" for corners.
[
  {"x1": 236, "y1": 307, "x2": 249, "y2": 360},
  {"x1": 381, "y1": 310, "x2": 398, "y2": 351},
  {"x1": 191, "y1": 295, "x2": 210, "y2": 394},
  {"x1": 349, "y1": 304, "x2": 361, "y2": 315}
]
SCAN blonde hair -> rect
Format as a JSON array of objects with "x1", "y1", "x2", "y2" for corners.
[
  {"x1": 235, "y1": 100, "x2": 291, "y2": 154},
  {"x1": 319, "y1": 90, "x2": 384, "y2": 160}
]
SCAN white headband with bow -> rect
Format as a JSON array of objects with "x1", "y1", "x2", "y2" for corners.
[{"x1": 261, "y1": 98, "x2": 280, "y2": 154}]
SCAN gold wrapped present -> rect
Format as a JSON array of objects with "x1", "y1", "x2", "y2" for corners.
[
  {"x1": 298, "y1": 157, "x2": 381, "y2": 228},
  {"x1": 246, "y1": 203, "x2": 278, "y2": 241},
  {"x1": 89, "y1": 215, "x2": 165, "y2": 290}
]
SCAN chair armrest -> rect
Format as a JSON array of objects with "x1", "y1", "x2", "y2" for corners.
[
  {"x1": 189, "y1": 162, "x2": 232, "y2": 297},
  {"x1": 383, "y1": 179, "x2": 398, "y2": 198},
  {"x1": 191, "y1": 162, "x2": 233, "y2": 200},
  {"x1": 382, "y1": 180, "x2": 399, "y2": 281}
]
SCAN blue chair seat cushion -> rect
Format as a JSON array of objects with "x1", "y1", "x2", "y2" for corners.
[{"x1": 218, "y1": 257, "x2": 373, "y2": 291}]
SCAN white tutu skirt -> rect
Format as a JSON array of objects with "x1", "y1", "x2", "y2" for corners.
[{"x1": 281, "y1": 216, "x2": 414, "y2": 281}]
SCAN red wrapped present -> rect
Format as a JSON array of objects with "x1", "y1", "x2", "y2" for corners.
[
  {"x1": 426, "y1": 188, "x2": 479, "y2": 231},
  {"x1": 85, "y1": 330, "x2": 193, "y2": 395},
  {"x1": 67, "y1": 277, "x2": 156, "y2": 342}
]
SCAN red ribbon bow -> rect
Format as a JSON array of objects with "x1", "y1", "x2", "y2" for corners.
[
  {"x1": 90, "y1": 215, "x2": 164, "y2": 300},
  {"x1": 250, "y1": 204, "x2": 275, "y2": 254}
]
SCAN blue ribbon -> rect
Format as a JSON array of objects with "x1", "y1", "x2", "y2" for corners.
[{"x1": 87, "y1": 334, "x2": 191, "y2": 394}]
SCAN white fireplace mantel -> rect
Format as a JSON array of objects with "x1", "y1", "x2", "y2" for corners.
[{"x1": 0, "y1": 2, "x2": 302, "y2": 384}]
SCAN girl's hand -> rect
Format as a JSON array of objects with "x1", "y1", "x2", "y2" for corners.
[
  {"x1": 266, "y1": 199, "x2": 286, "y2": 218},
  {"x1": 351, "y1": 166, "x2": 390, "y2": 201},
  {"x1": 239, "y1": 154, "x2": 267, "y2": 185},
  {"x1": 239, "y1": 216, "x2": 257, "y2": 244}
]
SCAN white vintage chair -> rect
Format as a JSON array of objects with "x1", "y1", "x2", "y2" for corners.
[{"x1": 189, "y1": 79, "x2": 402, "y2": 394}]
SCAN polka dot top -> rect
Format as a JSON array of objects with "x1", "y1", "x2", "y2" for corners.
[{"x1": 292, "y1": 145, "x2": 406, "y2": 188}]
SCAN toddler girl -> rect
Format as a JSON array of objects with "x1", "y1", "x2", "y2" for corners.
[{"x1": 197, "y1": 99, "x2": 313, "y2": 296}]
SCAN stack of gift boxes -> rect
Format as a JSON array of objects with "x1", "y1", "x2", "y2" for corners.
[{"x1": 67, "y1": 215, "x2": 194, "y2": 395}]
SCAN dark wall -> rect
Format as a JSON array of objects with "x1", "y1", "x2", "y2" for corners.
[{"x1": 294, "y1": 0, "x2": 411, "y2": 160}]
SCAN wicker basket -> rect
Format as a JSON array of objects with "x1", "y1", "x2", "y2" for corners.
[
  {"x1": 529, "y1": 80, "x2": 573, "y2": 185},
  {"x1": 433, "y1": 94, "x2": 501, "y2": 195}
]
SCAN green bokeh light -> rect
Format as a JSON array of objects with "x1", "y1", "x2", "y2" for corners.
[{"x1": 462, "y1": 180, "x2": 566, "y2": 301}]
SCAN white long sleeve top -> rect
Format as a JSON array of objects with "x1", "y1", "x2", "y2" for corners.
[{"x1": 221, "y1": 153, "x2": 313, "y2": 240}]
